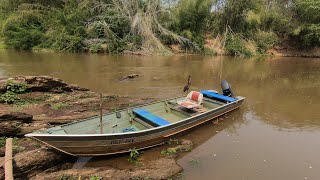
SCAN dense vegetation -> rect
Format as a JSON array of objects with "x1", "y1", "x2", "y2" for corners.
[{"x1": 0, "y1": 0, "x2": 319, "y2": 55}]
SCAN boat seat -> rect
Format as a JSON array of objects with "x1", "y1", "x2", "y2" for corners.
[
  {"x1": 177, "y1": 91, "x2": 203, "y2": 109},
  {"x1": 200, "y1": 90, "x2": 237, "y2": 102},
  {"x1": 133, "y1": 108, "x2": 170, "y2": 127}
]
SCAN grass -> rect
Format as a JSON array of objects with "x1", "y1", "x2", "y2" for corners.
[
  {"x1": 0, "y1": 137, "x2": 6, "y2": 148},
  {"x1": 166, "y1": 138, "x2": 180, "y2": 145},
  {"x1": 79, "y1": 92, "x2": 96, "y2": 99},
  {"x1": 51, "y1": 102, "x2": 70, "y2": 110},
  {"x1": 160, "y1": 148, "x2": 177, "y2": 156},
  {"x1": 0, "y1": 41, "x2": 6, "y2": 49},
  {"x1": 23, "y1": 95, "x2": 50, "y2": 104},
  {"x1": 90, "y1": 176, "x2": 102, "y2": 180},
  {"x1": 33, "y1": 143, "x2": 42, "y2": 149},
  {"x1": 0, "y1": 137, "x2": 25, "y2": 152}
]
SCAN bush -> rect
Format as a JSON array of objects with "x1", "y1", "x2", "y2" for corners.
[
  {"x1": 0, "y1": 91, "x2": 20, "y2": 103},
  {"x1": 49, "y1": 32, "x2": 85, "y2": 53},
  {"x1": 295, "y1": 0, "x2": 320, "y2": 24},
  {"x1": 226, "y1": 34, "x2": 253, "y2": 56},
  {"x1": 261, "y1": 11, "x2": 294, "y2": 35},
  {"x1": 161, "y1": 148, "x2": 177, "y2": 156},
  {"x1": 254, "y1": 30, "x2": 278, "y2": 54},
  {"x1": 2, "y1": 11, "x2": 45, "y2": 50},
  {"x1": 299, "y1": 24, "x2": 320, "y2": 47},
  {"x1": 6, "y1": 80, "x2": 27, "y2": 94}
]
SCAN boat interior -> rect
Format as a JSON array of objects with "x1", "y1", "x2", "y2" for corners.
[{"x1": 42, "y1": 90, "x2": 238, "y2": 135}]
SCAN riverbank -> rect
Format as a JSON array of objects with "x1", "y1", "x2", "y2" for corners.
[
  {"x1": 1, "y1": 40, "x2": 319, "y2": 58},
  {"x1": 0, "y1": 75, "x2": 195, "y2": 179}
]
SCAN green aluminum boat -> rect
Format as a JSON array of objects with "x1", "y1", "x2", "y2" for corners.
[{"x1": 26, "y1": 86, "x2": 245, "y2": 156}]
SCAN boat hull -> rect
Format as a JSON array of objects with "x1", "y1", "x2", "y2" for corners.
[{"x1": 28, "y1": 97, "x2": 244, "y2": 156}]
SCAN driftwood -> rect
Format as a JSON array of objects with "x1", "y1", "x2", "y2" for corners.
[
  {"x1": 5, "y1": 138, "x2": 13, "y2": 180},
  {"x1": 119, "y1": 74, "x2": 140, "y2": 81}
]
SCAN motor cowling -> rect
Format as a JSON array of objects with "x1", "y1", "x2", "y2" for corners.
[{"x1": 221, "y1": 80, "x2": 235, "y2": 97}]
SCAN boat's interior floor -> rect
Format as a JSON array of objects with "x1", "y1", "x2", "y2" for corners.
[{"x1": 46, "y1": 96, "x2": 229, "y2": 135}]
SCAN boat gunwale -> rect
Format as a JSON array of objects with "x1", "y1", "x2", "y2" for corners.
[{"x1": 25, "y1": 95, "x2": 245, "y2": 138}]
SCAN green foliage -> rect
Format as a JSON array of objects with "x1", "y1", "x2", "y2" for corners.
[
  {"x1": 254, "y1": 30, "x2": 278, "y2": 54},
  {"x1": 0, "y1": 80, "x2": 27, "y2": 104},
  {"x1": 295, "y1": 0, "x2": 320, "y2": 24},
  {"x1": 40, "y1": 0, "x2": 89, "y2": 53},
  {"x1": 33, "y1": 143, "x2": 41, "y2": 148},
  {"x1": 226, "y1": 34, "x2": 252, "y2": 56},
  {"x1": 161, "y1": 148, "x2": 177, "y2": 156},
  {"x1": 51, "y1": 102, "x2": 69, "y2": 110},
  {"x1": 0, "y1": 91, "x2": 20, "y2": 103},
  {"x1": 90, "y1": 176, "x2": 102, "y2": 180},
  {"x1": 299, "y1": 24, "x2": 320, "y2": 47},
  {"x1": 2, "y1": 11, "x2": 45, "y2": 50},
  {"x1": 0, "y1": 137, "x2": 6, "y2": 148},
  {"x1": 0, "y1": 0, "x2": 319, "y2": 54},
  {"x1": 6, "y1": 80, "x2": 27, "y2": 94},
  {"x1": 166, "y1": 138, "x2": 180, "y2": 145},
  {"x1": 203, "y1": 47, "x2": 217, "y2": 55},
  {"x1": 174, "y1": 0, "x2": 211, "y2": 34},
  {"x1": 128, "y1": 148, "x2": 140, "y2": 165}
]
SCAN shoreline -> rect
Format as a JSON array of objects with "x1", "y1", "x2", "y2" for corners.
[{"x1": 1, "y1": 41, "x2": 319, "y2": 58}]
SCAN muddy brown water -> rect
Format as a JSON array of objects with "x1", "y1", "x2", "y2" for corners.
[{"x1": 0, "y1": 49, "x2": 320, "y2": 180}]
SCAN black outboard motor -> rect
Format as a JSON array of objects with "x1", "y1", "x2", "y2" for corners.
[{"x1": 221, "y1": 80, "x2": 235, "y2": 97}]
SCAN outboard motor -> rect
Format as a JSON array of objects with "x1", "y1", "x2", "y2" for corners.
[{"x1": 221, "y1": 80, "x2": 235, "y2": 97}]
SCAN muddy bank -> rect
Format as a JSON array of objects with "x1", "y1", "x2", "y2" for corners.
[
  {"x1": 0, "y1": 76, "x2": 154, "y2": 137},
  {"x1": 0, "y1": 138, "x2": 192, "y2": 180},
  {"x1": 0, "y1": 75, "x2": 190, "y2": 179}
]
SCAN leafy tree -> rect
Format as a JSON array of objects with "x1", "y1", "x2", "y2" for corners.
[{"x1": 2, "y1": 11, "x2": 44, "y2": 50}]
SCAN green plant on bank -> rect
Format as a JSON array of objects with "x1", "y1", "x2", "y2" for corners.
[
  {"x1": 225, "y1": 34, "x2": 253, "y2": 57},
  {"x1": 166, "y1": 138, "x2": 180, "y2": 145},
  {"x1": 161, "y1": 148, "x2": 177, "y2": 156},
  {"x1": 23, "y1": 95, "x2": 50, "y2": 104},
  {"x1": 0, "y1": 80, "x2": 27, "y2": 104},
  {"x1": 128, "y1": 147, "x2": 140, "y2": 166},
  {"x1": 0, "y1": 137, "x2": 24, "y2": 151},
  {"x1": 0, "y1": 91, "x2": 20, "y2": 104},
  {"x1": 0, "y1": 0, "x2": 319, "y2": 54},
  {"x1": 33, "y1": 143, "x2": 42, "y2": 149},
  {"x1": 59, "y1": 175, "x2": 78, "y2": 180},
  {"x1": 90, "y1": 176, "x2": 102, "y2": 180},
  {"x1": 254, "y1": 30, "x2": 278, "y2": 54},
  {"x1": 0, "y1": 137, "x2": 6, "y2": 148},
  {"x1": 51, "y1": 102, "x2": 69, "y2": 110}
]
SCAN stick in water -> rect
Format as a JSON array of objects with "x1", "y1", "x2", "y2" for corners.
[
  {"x1": 100, "y1": 93, "x2": 103, "y2": 134},
  {"x1": 5, "y1": 138, "x2": 13, "y2": 180}
]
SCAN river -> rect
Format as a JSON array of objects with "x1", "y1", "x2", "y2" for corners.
[{"x1": 0, "y1": 49, "x2": 320, "y2": 180}]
